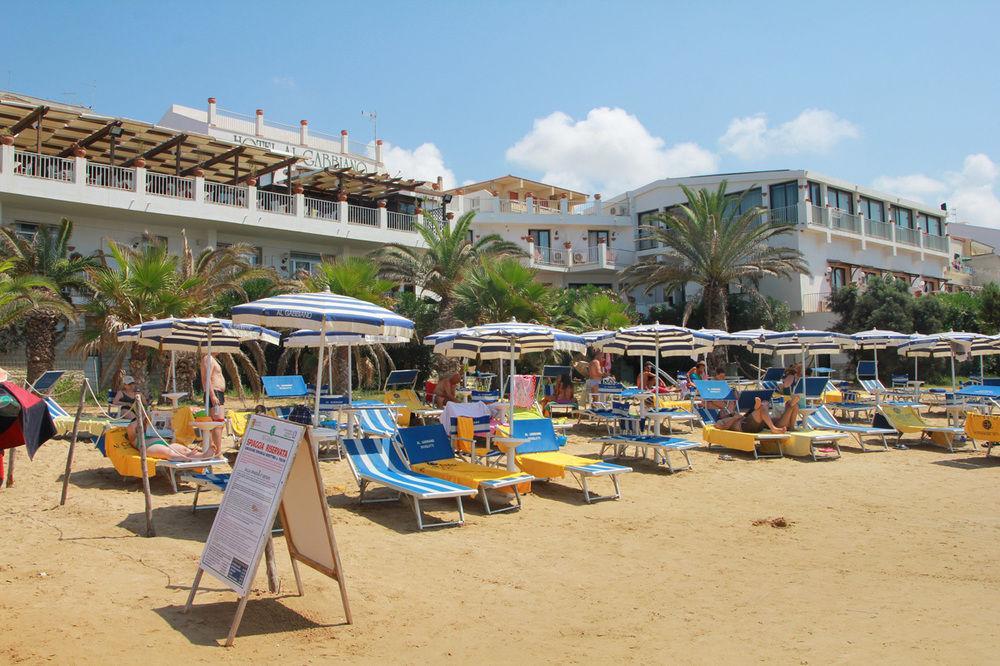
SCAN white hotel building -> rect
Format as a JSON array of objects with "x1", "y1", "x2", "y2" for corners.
[{"x1": 0, "y1": 90, "x2": 972, "y2": 374}]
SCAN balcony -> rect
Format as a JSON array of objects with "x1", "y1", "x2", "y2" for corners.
[
  {"x1": 456, "y1": 194, "x2": 631, "y2": 227},
  {"x1": 0, "y1": 147, "x2": 420, "y2": 245},
  {"x1": 799, "y1": 202, "x2": 950, "y2": 257},
  {"x1": 527, "y1": 241, "x2": 632, "y2": 272}
]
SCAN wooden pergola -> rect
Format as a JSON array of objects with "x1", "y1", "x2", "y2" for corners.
[
  {"x1": 0, "y1": 99, "x2": 297, "y2": 183},
  {"x1": 291, "y1": 167, "x2": 433, "y2": 200}
]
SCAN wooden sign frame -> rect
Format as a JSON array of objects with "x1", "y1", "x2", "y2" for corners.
[{"x1": 183, "y1": 414, "x2": 352, "y2": 646}]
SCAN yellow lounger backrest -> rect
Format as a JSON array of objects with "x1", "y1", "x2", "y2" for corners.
[
  {"x1": 104, "y1": 426, "x2": 157, "y2": 479},
  {"x1": 965, "y1": 413, "x2": 999, "y2": 440},
  {"x1": 879, "y1": 405, "x2": 927, "y2": 433},
  {"x1": 384, "y1": 389, "x2": 424, "y2": 426}
]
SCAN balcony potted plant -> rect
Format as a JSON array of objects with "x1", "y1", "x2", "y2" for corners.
[{"x1": 0, "y1": 128, "x2": 13, "y2": 146}]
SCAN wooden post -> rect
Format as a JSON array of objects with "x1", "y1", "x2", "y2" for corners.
[
  {"x1": 135, "y1": 396, "x2": 156, "y2": 537},
  {"x1": 4, "y1": 448, "x2": 13, "y2": 487},
  {"x1": 59, "y1": 377, "x2": 89, "y2": 505},
  {"x1": 264, "y1": 537, "x2": 280, "y2": 593}
]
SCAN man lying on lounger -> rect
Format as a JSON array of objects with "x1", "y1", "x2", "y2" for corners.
[{"x1": 715, "y1": 396, "x2": 799, "y2": 434}]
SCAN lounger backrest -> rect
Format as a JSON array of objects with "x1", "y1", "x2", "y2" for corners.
[
  {"x1": 597, "y1": 382, "x2": 625, "y2": 394},
  {"x1": 356, "y1": 404, "x2": 398, "y2": 436},
  {"x1": 691, "y1": 380, "x2": 735, "y2": 401},
  {"x1": 470, "y1": 390, "x2": 499, "y2": 402},
  {"x1": 396, "y1": 424, "x2": 452, "y2": 465},
  {"x1": 984, "y1": 378, "x2": 1000, "y2": 387},
  {"x1": 262, "y1": 375, "x2": 308, "y2": 397},
  {"x1": 957, "y1": 385, "x2": 1000, "y2": 398},
  {"x1": 737, "y1": 389, "x2": 773, "y2": 412},
  {"x1": 857, "y1": 361, "x2": 877, "y2": 380},
  {"x1": 805, "y1": 405, "x2": 840, "y2": 429},
  {"x1": 695, "y1": 406, "x2": 719, "y2": 424},
  {"x1": 384, "y1": 369, "x2": 419, "y2": 390},
  {"x1": 965, "y1": 413, "x2": 1000, "y2": 439},
  {"x1": 511, "y1": 418, "x2": 559, "y2": 454},
  {"x1": 452, "y1": 414, "x2": 491, "y2": 437},
  {"x1": 791, "y1": 377, "x2": 832, "y2": 398},
  {"x1": 878, "y1": 404, "x2": 925, "y2": 429},
  {"x1": 761, "y1": 367, "x2": 784, "y2": 383},
  {"x1": 859, "y1": 378, "x2": 886, "y2": 393},
  {"x1": 31, "y1": 370, "x2": 65, "y2": 395},
  {"x1": 45, "y1": 396, "x2": 69, "y2": 419},
  {"x1": 611, "y1": 400, "x2": 631, "y2": 416},
  {"x1": 342, "y1": 437, "x2": 390, "y2": 479}
]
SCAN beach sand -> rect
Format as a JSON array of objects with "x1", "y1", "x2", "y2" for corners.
[{"x1": 1, "y1": 419, "x2": 998, "y2": 664}]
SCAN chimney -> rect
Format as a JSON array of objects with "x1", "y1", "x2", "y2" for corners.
[
  {"x1": 300, "y1": 119, "x2": 308, "y2": 146},
  {"x1": 340, "y1": 129, "x2": 349, "y2": 154},
  {"x1": 255, "y1": 109, "x2": 264, "y2": 136},
  {"x1": 437, "y1": 176, "x2": 444, "y2": 190},
  {"x1": 375, "y1": 138, "x2": 383, "y2": 163},
  {"x1": 207, "y1": 97, "x2": 216, "y2": 126}
]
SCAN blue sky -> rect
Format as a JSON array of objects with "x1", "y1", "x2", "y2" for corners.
[{"x1": 5, "y1": 0, "x2": 1000, "y2": 223}]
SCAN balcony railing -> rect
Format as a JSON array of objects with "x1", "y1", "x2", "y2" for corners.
[
  {"x1": 347, "y1": 204, "x2": 378, "y2": 227},
  {"x1": 257, "y1": 190, "x2": 295, "y2": 215},
  {"x1": 13, "y1": 150, "x2": 74, "y2": 182},
  {"x1": 387, "y1": 211, "x2": 416, "y2": 232},
  {"x1": 809, "y1": 205, "x2": 827, "y2": 228},
  {"x1": 830, "y1": 208, "x2": 862, "y2": 233},
  {"x1": 304, "y1": 196, "x2": 339, "y2": 221},
  {"x1": 86, "y1": 163, "x2": 135, "y2": 191},
  {"x1": 896, "y1": 225, "x2": 920, "y2": 246},
  {"x1": 767, "y1": 205, "x2": 799, "y2": 225},
  {"x1": 924, "y1": 233, "x2": 948, "y2": 252},
  {"x1": 864, "y1": 217, "x2": 893, "y2": 240},
  {"x1": 533, "y1": 246, "x2": 559, "y2": 266},
  {"x1": 800, "y1": 292, "x2": 832, "y2": 313},
  {"x1": 608, "y1": 248, "x2": 634, "y2": 266},
  {"x1": 204, "y1": 181, "x2": 248, "y2": 208},
  {"x1": 147, "y1": 172, "x2": 195, "y2": 200}
]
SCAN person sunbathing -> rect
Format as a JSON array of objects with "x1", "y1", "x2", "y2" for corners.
[
  {"x1": 715, "y1": 396, "x2": 799, "y2": 434},
  {"x1": 433, "y1": 372, "x2": 462, "y2": 407},
  {"x1": 126, "y1": 414, "x2": 210, "y2": 461},
  {"x1": 541, "y1": 373, "x2": 575, "y2": 416}
]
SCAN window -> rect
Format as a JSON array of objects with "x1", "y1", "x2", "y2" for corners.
[
  {"x1": 588, "y1": 230, "x2": 609, "y2": 246},
  {"x1": 725, "y1": 187, "x2": 762, "y2": 217},
  {"x1": 894, "y1": 207, "x2": 913, "y2": 229},
  {"x1": 769, "y1": 181, "x2": 798, "y2": 210},
  {"x1": 831, "y1": 266, "x2": 846, "y2": 290},
  {"x1": 289, "y1": 252, "x2": 321, "y2": 276},
  {"x1": 808, "y1": 181, "x2": 821, "y2": 204},
  {"x1": 13, "y1": 222, "x2": 41, "y2": 241},
  {"x1": 218, "y1": 242, "x2": 262, "y2": 265},
  {"x1": 827, "y1": 187, "x2": 854, "y2": 213},
  {"x1": 860, "y1": 197, "x2": 885, "y2": 222},
  {"x1": 636, "y1": 209, "x2": 660, "y2": 251},
  {"x1": 528, "y1": 229, "x2": 551, "y2": 249},
  {"x1": 917, "y1": 213, "x2": 943, "y2": 236}
]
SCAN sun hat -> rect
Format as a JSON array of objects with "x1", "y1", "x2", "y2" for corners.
[{"x1": 123, "y1": 375, "x2": 136, "y2": 385}]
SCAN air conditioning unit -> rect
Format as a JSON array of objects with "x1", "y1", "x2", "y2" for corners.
[{"x1": 573, "y1": 252, "x2": 584, "y2": 263}]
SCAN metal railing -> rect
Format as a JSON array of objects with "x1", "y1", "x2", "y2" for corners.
[
  {"x1": 204, "y1": 181, "x2": 248, "y2": 208},
  {"x1": 86, "y1": 163, "x2": 135, "y2": 191},
  {"x1": 800, "y1": 292, "x2": 832, "y2": 313},
  {"x1": 809, "y1": 205, "x2": 827, "y2": 227},
  {"x1": 896, "y1": 226, "x2": 920, "y2": 246},
  {"x1": 608, "y1": 248, "x2": 635, "y2": 266},
  {"x1": 304, "y1": 196, "x2": 339, "y2": 221},
  {"x1": 13, "y1": 150, "x2": 74, "y2": 182},
  {"x1": 924, "y1": 233, "x2": 949, "y2": 252},
  {"x1": 586, "y1": 245, "x2": 601, "y2": 264},
  {"x1": 347, "y1": 204, "x2": 378, "y2": 227},
  {"x1": 864, "y1": 217, "x2": 893, "y2": 240},
  {"x1": 498, "y1": 199, "x2": 529, "y2": 214},
  {"x1": 766, "y1": 205, "x2": 799, "y2": 225},
  {"x1": 830, "y1": 208, "x2": 862, "y2": 233},
  {"x1": 147, "y1": 172, "x2": 195, "y2": 200},
  {"x1": 257, "y1": 189, "x2": 295, "y2": 215},
  {"x1": 387, "y1": 211, "x2": 415, "y2": 232},
  {"x1": 347, "y1": 139, "x2": 377, "y2": 159}
]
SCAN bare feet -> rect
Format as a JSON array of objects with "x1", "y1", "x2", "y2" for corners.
[{"x1": 770, "y1": 426, "x2": 786, "y2": 434}]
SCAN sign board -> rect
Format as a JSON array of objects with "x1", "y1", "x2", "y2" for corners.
[
  {"x1": 185, "y1": 414, "x2": 352, "y2": 646},
  {"x1": 207, "y1": 127, "x2": 381, "y2": 174}
]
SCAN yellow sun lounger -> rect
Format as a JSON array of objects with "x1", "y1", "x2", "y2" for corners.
[
  {"x1": 875, "y1": 404, "x2": 968, "y2": 452},
  {"x1": 964, "y1": 413, "x2": 995, "y2": 456},
  {"x1": 383, "y1": 389, "x2": 442, "y2": 426},
  {"x1": 701, "y1": 425, "x2": 788, "y2": 459}
]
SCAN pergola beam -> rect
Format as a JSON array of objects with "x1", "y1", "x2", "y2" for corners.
[
  {"x1": 6, "y1": 105, "x2": 49, "y2": 136},
  {"x1": 123, "y1": 133, "x2": 188, "y2": 167},
  {"x1": 229, "y1": 155, "x2": 299, "y2": 185},
  {"x1": 180, "y1": 145, "x2": 244, "y2": 176},
  {"x1": 57, "y1": 120, "x2": 122, "y2": 157}
]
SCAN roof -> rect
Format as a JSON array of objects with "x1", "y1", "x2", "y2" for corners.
[
  {"x1": 447, "y1": 174, "x2": 588, "y2": 202},
  {"x1": 292, "y1": 167, "x2": 435, "y2": 199},
  {"x1": 0, "y1": 97, "x2": 298, "y2": 184}
]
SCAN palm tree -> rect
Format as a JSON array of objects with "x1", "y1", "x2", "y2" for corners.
[
  {"x1": 373, "y1": 211, "x2": 524, "y2": 330},
  {"x1": 0, "y1": 259, "x2": 69, "y2": 330},
  {"x1": 291, "y1": 256, "x2": 399, "y2": 393},
  {"x1": 0, "y1": 219, "x2": 97, "y2": 382},
  {"x1": 566, "y1": 291, "x2": 636, "y2": 332},
  {"x1": 453, "y1": 257, "x2": 555, "y2": 325},
  {"x1": 620, "y1": 181, "x2": 808, "y2": 332}
]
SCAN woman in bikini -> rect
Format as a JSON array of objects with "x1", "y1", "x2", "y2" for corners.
[{"x1": 716, "y1": 395, "x2": 800, "y2": 434}]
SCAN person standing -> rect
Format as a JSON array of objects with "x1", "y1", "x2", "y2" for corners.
[
  {"x1": 200, "y1": 351, "x2": 226, "y2": 456},
  {"x1": 587, "y1": 350, "x2": 607, "y2": 405}
]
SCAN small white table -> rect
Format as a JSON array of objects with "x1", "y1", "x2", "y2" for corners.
[
  {"x1": 161, "y1": 392, "x2": 188, "y2": 409},
  {"x1": 494, "y1": 437, "x2": 529, "y2": 471},
  {"x1": 192, "y1": 420, "x2": 226, "y2": 456},
  {"x1": 311, "y1": 426, "x2": 342, "y2": 460}
]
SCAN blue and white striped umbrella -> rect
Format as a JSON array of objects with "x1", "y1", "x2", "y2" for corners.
[
  {"x1": 723, "y1": 328, "x2": 775, "y2": 380},
  {"x1": 851, "y1": 328, "x2": 911, "y2": 378},
  {"x1": 595, "y1": 324, "x2": 714, "y2": 358},
  {"x1": 897, "y1": 332, "x2": 988, "y2": 391},
  {"x1": 759, "y1": 330, "x2": 856, "y2": 399},
  {"x1": 233, "y1": 291, "x2": 415, "y2": 425},
  {"x1": 580, "y1": 330, "x2": 617, "y2": 346},
  {"x1": 232, "y1": 292, "x2": 414, "y2": 337}
]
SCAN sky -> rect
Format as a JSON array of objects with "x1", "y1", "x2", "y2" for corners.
[{"x1": 5, "y1": 0, "x2": 1000, "y2": 225}]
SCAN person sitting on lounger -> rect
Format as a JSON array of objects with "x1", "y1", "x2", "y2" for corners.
[
  {"x1": 126, "y1": 412, "x2": 207, "y2": 461},
  {"x1": 779, "y1": 365, "x2": 801, "y2": 396},
  {"x1": 705, "y1": 368, "x2": 736, "y2": 416},
  {"x1": 685, "y1": 361, "x2": 707, "y2": 391},
  {"x1": 111, "y1": 376, "x2": 139, "y2": 419},
  {"x1": 541, "y1": 373, "x2": 575, "y2": 416},
  {"x1": 433, "y1": 372, "x2": 462, "y2": 407},
  {"x1": 716, "y1": 396, "x2": 799, "y2": 434},
  {"x1": 640, "y1": 362, "x2": 670, "y2": 394}
]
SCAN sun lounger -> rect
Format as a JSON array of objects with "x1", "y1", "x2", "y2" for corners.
[
  {"x1": 580, "y1": 400, "x2": 616, "y2": 432},
  {"x1": 354, "y1": 402, "x2": 400, "y2": 438},
  {"x1": 759, "y1": 367, "x2": 784, "y2": 392},
  {"x1": 857, "y1": 361, "x2": 923, "y2": 408},
  {"x1": 451, "y1": 414, "x2": 505, "y2": 466},
  {"x1": 342, "y1": 437, "x2": 476, "y2": 530},
  {"x1": 98, "y1": 426, "x2": 226, "y2": 492},
  {"x1": 510, "y1": 419, "x2": 632, "y2": 503},
  {"x1": 598, "y1": 402, "x2": 697, "y2": 473},
  {"x1": 964, "y1": 413, "x2": 998, "y2": 457},
  {"x1": 262, "y1": 375, "x2": 310, "y2": 398},
  {"x1": 396, "y1": 424, "x2": 534, "y2": 514},
  {"x1": 874, "y1": 404, "x2": 968, "y2": 452},
  {"x1": 805, "y1": 405, "x2": 896, "y2": 452},
  {"x1": 383, "y1": 387, "x2": 442, "y2": 426}
]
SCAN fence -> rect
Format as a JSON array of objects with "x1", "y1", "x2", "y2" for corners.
[
  {"x1": 13, "y1": 150, "x2": 74, "y2": 182},
  {"x1": 257, "y1": 189, "x2": 295, "y2": 215},
  {"x1": 86, "y1": 163, "x2": 136, "y2": 191},
  {"x1": 864, "y1": 218, "x2": 893, "y2": 240},
  {"x1": 347, "y1": 204, "x2": 378, "y2": 227},
  {"x1": 147, "y1": 172, "x2": 195, "y2": 200},
  {"x1": 204, "y1": 181, "x2": 248, "y2": 208},
  {"x1": 924, "y1": 234, "x2": 949, "y2": 252},
  {"x1": 304, "y1": 196, "x2": 339, "y2": 221},
  {"x1": 830, "y1": 208, "x2": 862, "y2": 233},
  {"x1": 387, "y1": 211, "x2": 415, "y2": 232}
]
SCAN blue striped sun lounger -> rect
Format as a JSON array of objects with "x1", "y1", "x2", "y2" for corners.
[
  {"x1": 354, "y1": 402, "x2": 400, "y2": 438},
  {"x1": 599, "y1": 402, "x2": 697, "y2": 473},
  {"x1": 189, "y1": 472, "x2": 229, "y2": 511},
  {"x1": 805, "y1": 406, "x2": 896, "y2": 452},
  {"x1": 45, "y1": 396, "x2": 70, "y2": 420},
  {"x1": 342, "y1": 437, "x2": 476, "y2": 530}
]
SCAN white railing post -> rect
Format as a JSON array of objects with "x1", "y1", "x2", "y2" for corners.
[
  {"x1": 340, "y1": 130, "x2": 349, "y2": 154},
  {"x1": 598, "y1": 241, "x2": 608, "y2": 268},
  {"x1": 73, "y1": 156, "x2": 86, "y2": 186},
  {"x1": 255, "y1": 109, "x2": 264, "y2": 136},
  {"x1": 919, "y1": 230, "x2": 926, "y2": 260},
  {"x1": 375, "y1": 139, "x2": 383, "y2": 164},
  {"x1": 593, "y1": 194, "x2": 602, "y2": 215},
  {"x1": 299, "y1": 119, "x2": 308, "y2": 146},
  {"x1": 566, "y1": 245, "x2": 574, "y2": 268},
  {"x1": 377, "y1": 202, "x2": 388, "y2": 229},
  {"x1": 194, "y1": 174, "x2": 205, "y2": 204},
  {"x1": 559, "y1": 196, "x2": 568, "y2": 213},
  {"x1": 858, "y1": 209, "x2": 867, "y2": 250},
  {"x1": 337, "y1": 199, "x2": 349, "y2": 222},
  {"x1": 294, "y1": 191, "x2": 305, "y2": 218},
  {"x1": 135, "y1": 165, "x2": 147, "y2": 196},
  {"x1": 525, "y1": 194, "x2": 534, "y2": 215},
  {"x1": 527, "y1": 239, "x2": 536, "y2": 267},
  {"x1": 0, "y1": 143, "x2": 12, "y2": 174},
  {"x1": 247, "y1": 183, "x2": 257, "y2": 212},
  {"x1": 207, "y1": 97, "x2": 216, "y2": 126},
  {"x1": 890, "y1": 222, "x2": 898, "y2": 256}
]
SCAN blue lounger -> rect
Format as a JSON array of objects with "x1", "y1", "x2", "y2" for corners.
[
  {"x1": 343, "y1": 437, "x2": 476, "y2": 530},
  {"x1": 262, "y1": 375, "x2": 309, "y2": 398},
  {"x1": 354, "y1": 402, "x2": 400, "y2": 438},
  {"x1": 805, "y1": 406, "x2": 896, "y2": 452},
  {"x1": 599, "y1": 402, "x2": 697, "y2": 473}
]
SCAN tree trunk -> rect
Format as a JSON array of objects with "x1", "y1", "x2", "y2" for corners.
[
  {"x1": 330, "y1": 347, "x2": 350, "y2": 395},
  {"x1": 705, "y1": 285, "x2": 729, "y2": 372},
  {"x1": 128, "y1": 344, "x2": 150, "y2": 397},
  {"x1": 24, "y1": 311, "x2": 59, "y2": 384},
  {"x1": 174, "y1": 352, "x2": 198, "y2": 398}
]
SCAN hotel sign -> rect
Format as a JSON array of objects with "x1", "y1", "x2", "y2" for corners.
[{"x1": 210, "y1": 128, "x2": 380, "y2": 174}]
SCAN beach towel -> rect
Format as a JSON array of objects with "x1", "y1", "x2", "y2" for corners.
[
  {"x1": 512, "y1": 375, "x2": 537, "y2": 409},
  {"x1": 171, "y1": 406, "x2": 197, "y2": 446},
  {"x1": 411, "y1": 460, "x2": 531, "y2": 494},
  {"x1": 0, "y1": 381, "x2": 55, "y2": 459}
]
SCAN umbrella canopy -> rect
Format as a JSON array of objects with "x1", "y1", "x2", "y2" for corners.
[
  {"x1": 580, "y1": 330, "x2": 617, "y2": 345},
  {"x1": 715, "y1": 327, "x2": 774, "y2": 347},
  {"x1": 594, "y1": 324, "x2": 713, "y2": 358},
  {"x1": 850, "y1": 328, "x2": 910, "y2": 350},
  {"x1": 759, "y1": 330, "x2": 857, "y2": 400},
  {"x1": 896, "y1": 332, "x2": 986, "y2": 393},
  {"x1": 233, "y1": 292, "x2": 415, "y2": 425},
  {"x1": 284, "y1": 330, "x2": 410, "y2": 403}
]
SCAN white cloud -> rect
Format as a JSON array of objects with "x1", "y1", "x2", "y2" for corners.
[
  {"x1": 873, "y1": 153, "x2": 1000, "y2": 227},
  {"x1": 271, "y1": 76, "x2": 296, "y2": 89},
  {"x1": 719, "y1": 108, "x2": 860, "y2": 160},
  {"x1": 504, "y1": 107, "x2": 718, "y2": 195},
  {"x1": 381, "y1": 141, "x2": 456, "y2": 189}
]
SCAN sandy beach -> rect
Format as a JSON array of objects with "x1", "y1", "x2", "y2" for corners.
[{"x1": 1, "y1": 418, "x2": 998, "y2": 664}]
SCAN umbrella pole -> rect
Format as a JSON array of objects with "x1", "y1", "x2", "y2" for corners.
[
  {"x1": 205, "y1": 332, "x2": 212, "y2": 418},
  {"x1": 980, "y1": 356, "x2": 984, "y2": 384},
  {"x1": 171, "y1": 350, "x2": 177, "y2": 394},
  {"x1": 507, "y1": 342, "x2": 517, "y2": 472},
  {"x1": 757, "y1": 352, "x2": 762, "y2": 382},
  {"x1": 314, "y1": 331, "x2": 325, "y2": 427},
  {"x1": 874, "y1": 346, "x2": 879, "y2": 381},
  {"x1": 347, "y1": 347, "x2": 353, "y2": 404}
]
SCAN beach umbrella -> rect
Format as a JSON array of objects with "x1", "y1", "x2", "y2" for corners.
[
  {"x1": 284, "y1": 330, "x2": 410, "y2": 403},
  {"x1": 759, "y1": 330, "x2": 857, "y2": 403},
  {"x1": 232, "y1": 291, "x2": 415, "y2": 425},
  {"x1": 896, "y1": 332, "x2": 986, "y2": 393},
  {"x1": 133, "y1": 317, "x2": 281, "y2": 415},
  {"x1": 580, "y1": 330, "x2": 616, "y2": 345},
  {"x1": 427, "y1": 321, "x2": 586, "y2": 470},
  {"x1": 724, "y1": 328, "x2": 775, "y2": 380},
  {"x1": 850, "y1": 329, "x2": 910, "y2": 380},
  {"x1": 595, "y1": 324, "x2": 714, "y2": 394}
]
